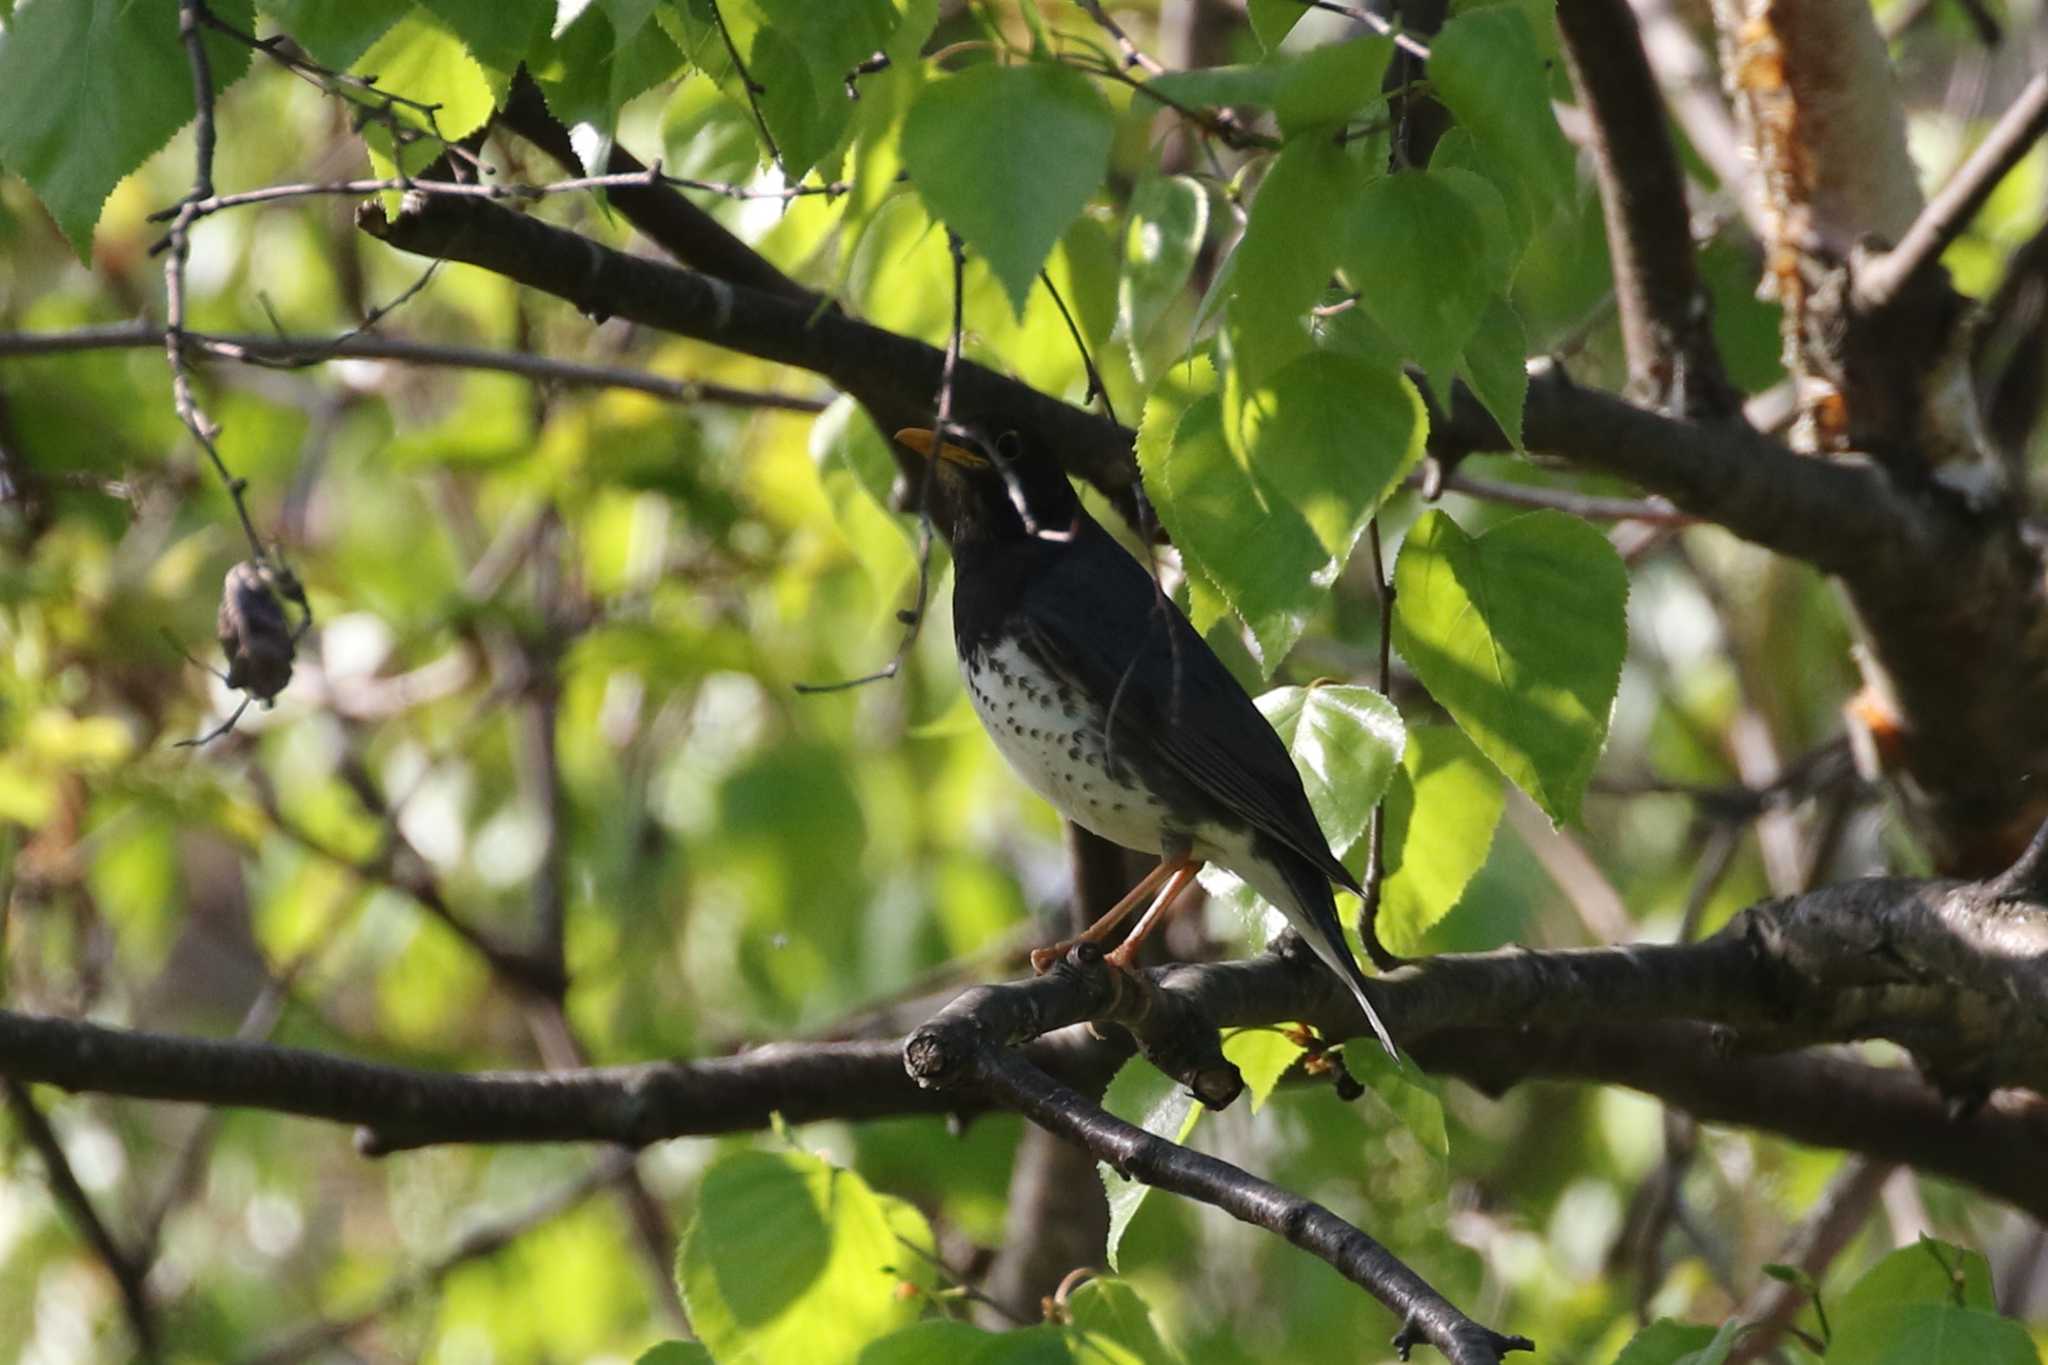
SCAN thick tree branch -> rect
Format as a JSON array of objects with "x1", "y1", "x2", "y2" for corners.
[
  {"x1": 967, "y1": 1050, "x2": 1532, "y2": 1364},
  {"x1": 1431, "y1": 365, "x2": 1911, "y2": 577},
  {"x1": 1855, "y1": 72, "x2": 2048, "y2": 312},
  {"x1": 2, "y1": 861, "x2": 2042, "y2": 1184},
  {"x1": 354, "y1": 190, "x2": 1137, "y2": 498},
  {"x1": 1421, "y1": 1026, "x2": 2048, "y2": 1220},
  {"x1": 1556, "y1": 0, "x2": 1738, "y2": 415},
  {"x1": 497, "y1": 71, "x2": 815, "y2": 305}
]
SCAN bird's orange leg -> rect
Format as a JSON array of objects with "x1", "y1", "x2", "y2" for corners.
[
  {"x1": 1029, "y1": 859, "x2": 1178, "y2": 974},
  {"x1": 1102, "y1": 858, "x2": 1204, "y2": 972}
]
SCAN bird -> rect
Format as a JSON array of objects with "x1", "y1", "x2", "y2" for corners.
[{"x1": 896, "y1": 423, "x2": 1399, "y2": 1056}]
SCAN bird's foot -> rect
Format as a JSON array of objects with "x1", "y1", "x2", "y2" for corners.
[
  {"x1": 1363, "y1": 939, "x2": 1410, "y2": 973},
  {"x1": 1029, "y1": 937, "x2": 1085, "y2": 975}
]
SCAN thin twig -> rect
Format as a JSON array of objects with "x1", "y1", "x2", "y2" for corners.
[
  {"x1": 1410, "y1": 467, "x2": 1694, "y2": 525},
  {"x1": 199, "y1": 8, "x2": 486, "y2": 176},
  {"x1": 164, "y1": 0, "x2": 269, "y2": 569},
  {"x1": 1856, "y1": 71, "x2": 2048, "y2": 309},
  {"x1": 1079, "y1": 58, "x2": 1278, "y2": 151},
  {"x1": 1355, "y1": 518, "x2": 1397, "y2": 962},
  {"x1": 954, "y1": 1050, "x2": 1531, "y2": 1364},
  {"x1": 708, "y1": 0, "x2": 785, "y2": 173},
  {"x1": 147, "y1": 168, "x2": 847, "y2": 235},
  {"x1": 0, "y1": 324, "x2": 829, "y2": 412},
  {"x1": 237, "y1": 1151, "x2": 638, "y2": 1365},
  {"x1": 4, "y1": 1081, "x2": 161, "y2": 1361},
  {"x1": 1038, "y1": 268, "x2": 1120, "y2": 426},
  {"x1": 1292, "y1": 0, "x2": 1432, "y2": 60},
  {"x1": 1074, "y1": 0, "x2": 1166, "y2": 75},
  {"x1": 794, "y1": 230, "x2": 967, "y2": 694}
]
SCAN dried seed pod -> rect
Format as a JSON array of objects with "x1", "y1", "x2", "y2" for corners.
[{"x1": 217, "y1": 560, "x2": 297, "y2": 703}]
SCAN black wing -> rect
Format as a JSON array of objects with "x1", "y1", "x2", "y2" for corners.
[{"x1": 1014, "y1": 524, "x2": 1361, "y2": 892}]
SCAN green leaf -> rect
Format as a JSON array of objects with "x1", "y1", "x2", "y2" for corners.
[
  {"x1": 1067, "y1": 1277, "x2": 1182, "y2": 1364},
  {"x1": 903, "y1": 63, "x2": 1114, "y2": 316},
  {"x1": 1392, "y1": 510, "x2": 1627, "y2": 824},
  {"x1": 1223, "y1": 1028, "x2": 1305, "y2": 1111},
  {"x1": 1458, "y1": 295, "x2": 1528, "y2": 451},
  {"x1": 354, "y1": 10, "x2": 497, "y2": 140},
  {"x1": 1433, "y1": 165, "x2": 1521, "y2": 292},
  {"x1": 732, "y1": 0, "x2": 916, "y2": 177},
  {"x1": 1142, "y1": 392, "x2": 1331, "y2": 672},
  {"x1": 1146, "y1": 40, "x2": 1386, "y2": 135},
  {"x1": 1830, "y1": 1306, "x2": 2037, "y2": 1365},
  {"x1": 415, "y1": 0, "x2": 551, "y2": 72},
  {"x1": 1837, "y1": 1238, "x2": 1998, "y2": 1320},
  {"x1": 530, "y1": 4, "x2": 683, "y2": 139},
  {"x1": 1120, "y1": 175, "x2": 1208, "y2": 355},
  {"x1": 1098, "y1": 1058, "x2": 1202, "y2": 1270},
  {"x1": 1609, "y1": 1319, "x2": 1738, "y2": 1365},
  {"x1": 1272, "y1": 39, "x2": 1391, "y2": 137},
  {"x1": 678, "y1": 1149, "x2": 918, "y2": 1363},
  {"x1": 1143, "y1": 64, "x2": 1286, "y2": 114},
  {"x1": 1225, "y1": 132, "x2": 1368, "y2": 387},
  {"x1": 1246, "y1": 0, "x2": 1307, "y2": 49},
  {"x1": 637, "y1": 1344, "x2": 715, "y2": 1365},
  {"x1": 1343, "y1": 169, "x2": 1492, "y2": 390},
  {"x1": 1254, "y1": 684, "x2": 1403, "y2": 856},
  {"x1": 1343, "y1": 1044, "x2": 1449, "y2": 1165},
  {"x1": 1375, "y1": 724, "x2": 1504, "y2": 954},
  {"x1": 1428, "y1": 5, "x2": 1575, "y2": 227},
  {"x1": 1237, "y1": 349, "x2": 1425, "y2": 557},
  {"x1": 258, "y1": 0, "x2": 411, "y2": 68},
  {"x1": 0, "y1": 0, "x2": 255, "y2": 257},
  {"x1": 857, "y1": 1319, "x2": 1067, "y2": 1364}
]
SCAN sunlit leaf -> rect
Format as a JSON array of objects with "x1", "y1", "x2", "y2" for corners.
[
  {"x1": 1374, "y1": 724, "x2": 1504, "y2": 954},
  {"x1": 1343, "y1": 1044, "x2": 1448, "y2": 1165},
  {"x1": 414, "y1": 0, "x2": 551, "y2": 72},
  {"x1": 1392, "y1": 510, "x2": 1627, "y2": 825},
  {"x1": 679, "y1": 1150, "x2": 918, "y2": 1362},
  {"x1": 1254, "y1": 683, "x2": 1403, "y2": 856},
  {"x1": 1120, "y1": 175, "x2": 1209, "y2": 356},
  {"x1": 1235, "y1": 348, "x2": 1425, "y2": 557},
  {"x1": 1098, "y1": 1059, "x2": 1202, "y2": 1271},
  {"x1": 259, "y1": 0, "x2": 411, "y2": 68},
  {"x1": 1142, "y1": 391, "x2": 1330, "y2": 672},
  {"x1": 0, "y1": 0, "x2": 254, "y2": 256},
  {"x1": 903, "y1": 62, "x2": 1114, "y2": 315},
  {"x1": 1223, "y1": 1028, "x2": 1304, "y2": 1111},
  {"x1": 1067, "y1": 1277, "x2": 1183, "y2": 1364},
  {"x1": 1226, "y1": 137, "x2": 1368, "y2": 388}
]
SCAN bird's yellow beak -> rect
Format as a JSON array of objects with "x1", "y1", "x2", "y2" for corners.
[{"x1": 896, "y1": 427, "x2": 989, "y2": 469}]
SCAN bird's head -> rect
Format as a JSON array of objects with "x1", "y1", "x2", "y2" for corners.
[{"x1": 896, "y1": 425, "x2": 1081, "y2": 545}]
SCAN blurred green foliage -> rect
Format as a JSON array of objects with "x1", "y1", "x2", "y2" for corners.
[{"x1": 0, "y1": 0, "x2": 2043, "y2": 1362}]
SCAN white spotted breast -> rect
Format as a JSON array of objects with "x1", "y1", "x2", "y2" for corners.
[{"x1": 961, "y1": 637, "x2": 1174, "y2": 853}]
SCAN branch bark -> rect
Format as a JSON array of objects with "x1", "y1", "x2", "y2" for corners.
[
  {"x1": 966, "y1": 1050, "x2": 1532, "y2": 1364},
  {"x1": 3, "y1": 861, "x2": 2043, "y2": 1200},
  {"x1": 354, "y1": 190, "x2": 1137, "y2": 499},
  {"x1": 1556, "y1": 0, "x2": 1738, "y2": 415}
]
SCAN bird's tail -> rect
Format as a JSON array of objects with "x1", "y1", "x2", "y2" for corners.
[{"x1": 1271, "y1": 852, "x2": 1399, "y2": 1058}]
